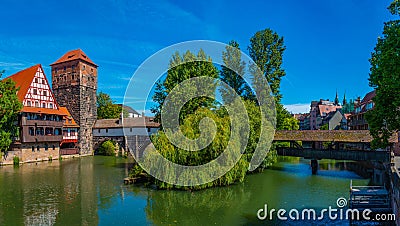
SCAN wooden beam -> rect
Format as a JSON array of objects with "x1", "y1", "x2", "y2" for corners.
[
  {"x1": 277, "y1": 147, "x2": 390, "y2": 162},
  {"x1": 274, "y1": 130, "x2": 398, "y2": 143}
]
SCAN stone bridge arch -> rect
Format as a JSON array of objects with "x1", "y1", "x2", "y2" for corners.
[{"x1": 92, "y1": 135, "x2": 151, "y2": 157}]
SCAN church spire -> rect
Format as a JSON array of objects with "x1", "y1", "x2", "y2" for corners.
[
  {"x1": 334, "y1": 90, "x2": 339, "y2": 106},
  {"x1": 343, "y1": 91, "x2": 347, "y2": 106}
]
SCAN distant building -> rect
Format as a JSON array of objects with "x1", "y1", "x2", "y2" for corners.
[
  {"x1": 348, "y1": 90, "x2": 375, "y2": 130},
  {"x1": 323, "y1": 110, "x2": 347, "y2": 130},
  {"x1": 303, "y1": 114, "x2": 311, "y2": 130},
  {"x1": 93, "y1": 117, "x2": 159, "y2": 158},
  {"x1": 118, "y1": 104, "x2": 141, "y2": 118},
  {"x1": 93, "y1": 117, "x2": 159, "y2": 137},
  {"x1": 293, "y1": 113, "x2": 309, "y2": 130},
  {"x1": 309, "y1": 99, "x2": 342, "y2": 130},
  {"x1": 4, "y1": 64, "x2": 66, "y2": 163}
]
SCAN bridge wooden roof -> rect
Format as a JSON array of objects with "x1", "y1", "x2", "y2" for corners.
[{"x1": 274, "y1": 130, "x2": 398, "y2": 143}]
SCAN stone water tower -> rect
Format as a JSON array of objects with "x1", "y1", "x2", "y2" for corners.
[{"x1": 51, "y1": 49, "x2": 98, "y2": 155}]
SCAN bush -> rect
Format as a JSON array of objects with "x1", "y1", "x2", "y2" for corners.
[
  {"x1": 129, "y1": 164, "x2": 144, "y2": 178},
  {"x1": 13, "y1": 156, "x2": 19, "y2": 165},
  {"x1": 97, "y1": 140, "x2": 116, "y2": 156}
]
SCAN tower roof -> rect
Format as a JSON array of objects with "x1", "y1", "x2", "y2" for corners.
[{"x1": 50, "y1": 49, "x2": 97, "y2": 67}]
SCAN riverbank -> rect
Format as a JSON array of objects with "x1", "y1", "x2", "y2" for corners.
[{"x1": 0, "y1": 152, "x2": 92, "y2": 166}]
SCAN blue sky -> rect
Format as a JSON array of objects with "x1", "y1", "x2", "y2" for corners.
[{"x1": 0, "y1": 0, "x2": 394, "y2": 113}]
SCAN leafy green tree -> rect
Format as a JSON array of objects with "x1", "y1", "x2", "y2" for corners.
[
  {"x1": 248, "y1": 28, "x2": 291, "y2": 130},
  {"x1": 97, "y1": 140, "x2": 116, "y2": 156},
  {"x1": 148, "y1": 108, "x2": 248, "y2": 190},
  {"x1": 0, "y1": 70, "x2": 22, "y2": 153},
  {"x1": 281, "y1": 116, "x2": 300, "y2": 130},
  {"x1": 220, "y1": 40, "x2": 252, "y2": 103},
  {"x1": 320, "y1": 123, "x2": 329, "y2": 131},
  {"x1": 97, "y1": 92, "x2": 123, "y2": 119},
  {"x1": 366, "y1": 0, "x2": 400, "y2": 148},
  {"x1": 341, "y1": 99, "x2": 355, "y2": 114},
  {"x1": 248, "y1": 28, "x2": 286, "y2": 101},
  {"x1": 151, "y1": 50, "x2": 219, "y2": 124}
]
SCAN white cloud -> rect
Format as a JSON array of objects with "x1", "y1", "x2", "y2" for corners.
[
  {"x1": 0, "y1": 62, "x2": 24, "y2": 67},
  {"x1": 284, "y1": 103, "x2": 310, "y2": 114}
]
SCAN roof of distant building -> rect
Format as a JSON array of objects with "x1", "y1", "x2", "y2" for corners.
[
  {"x1": 50, "y1": 49, "x2": 97, "y2": 66},
  {"x1": 360, "y1": 90, "x2": 375, "y2": 105},
  {"x1": 318, "y1": 105, "x2": 341, "y2": 117},
  {"x1": 324, "y1": 110, "x2": 342, "y2": 122},
  {"x1": 117, "y1": 104, "x2": 139, "y2": 115},
  {"x1": 93, "y1": 117, "x2": 159, "y2": 129},
  {"x1": 59, "y1": 107, "x2": 79, "y2": 128},
  {"x1": 344, "y1": 113, "x2": 352, "y2": 119},
  {"x1": 352, "y1": 90, "x2": 376, "y2": 114},
  {"x1": 293, "y1": 113, "x2": 309, "y2": 121}
]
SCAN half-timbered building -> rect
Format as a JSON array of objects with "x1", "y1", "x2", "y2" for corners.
[
  {"x1": 5, "y1": 64, "x2": 67, "y2": 163},
  {"x1": 59, "y1": 107, "x2": 79, "y2": 155}
]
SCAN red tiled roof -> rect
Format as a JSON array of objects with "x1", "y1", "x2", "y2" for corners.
[
  {"x1": 5, "y1": 64, "x2": 41, "y2": 101},
  {"x1": 50, "y1": 49, "x2": 97, "y2": 66},
  {"x1": 318, "y1": 105, "x2": 341, "y2": 116},
  {"x1": 59, "y1": 107, "x2": 79, "y2": 127},
  {"x1": 21, "y1": 106, "x2": 67, "y2": 116}
]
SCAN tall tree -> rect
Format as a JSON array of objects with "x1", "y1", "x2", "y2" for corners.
[
  {"x1": 97, "y1": 92, "x2": 123, "y2": 119},
  {"x1": 0, "y1": 70, "x2": 23, "y2": 153},
  {"x1": 248, "y1": 28, "x2": 291, "y2": 130},
  {"x1": 220, "y1": 40, "x2": 251, "y2": 104},
  {"x1": 151, "y1": 49, "x2": 219, "y2": 124},
  {"x1": 248, "y1": 28, "x2": 286, "y2": 102},
  {"x1": 366, "y1": 0, "x2": 400, "y2": 148}
]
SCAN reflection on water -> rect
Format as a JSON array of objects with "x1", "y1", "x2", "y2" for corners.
[{"x1": 0, "y1": 156, "x2": 369, "y2": 225}]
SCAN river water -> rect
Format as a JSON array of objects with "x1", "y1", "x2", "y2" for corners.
[{"x1": 0, "y1": 156, "x2": 368, "y2": 225}]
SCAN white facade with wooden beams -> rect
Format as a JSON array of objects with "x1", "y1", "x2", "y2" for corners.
[{"x1": 23, "y1": 66, "x2": 58, "y2": 110}]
